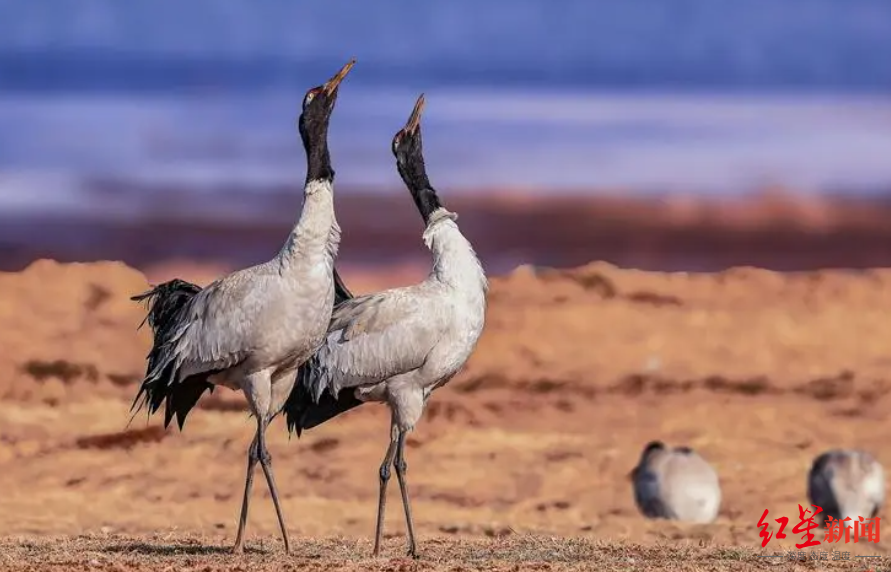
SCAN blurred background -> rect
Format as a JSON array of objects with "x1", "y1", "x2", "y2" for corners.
[
  {"x1": 2, "y1": 0, "x2": 891, "y2": 275},
  {"x1": 5, "y1": 3, "x2": 891, "y2": 559}
]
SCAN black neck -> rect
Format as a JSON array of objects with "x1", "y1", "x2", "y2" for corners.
[
  {"x1": 300, "y1": 110, "x2": 335, "y2": 184},
  {"x1": 397, "y1": 153, "x2": 441, "y2": 225},
  {"x1": 306, "y1": 144, "x2": 334, "y2": 183}
]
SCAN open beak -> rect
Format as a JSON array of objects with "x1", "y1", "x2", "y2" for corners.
[
  {"x1": 323, "y1": 59, "x2": 356, "y2": 97},
  {"x1": 403, "y1": 93, "x2": 426, "y2": 135}
]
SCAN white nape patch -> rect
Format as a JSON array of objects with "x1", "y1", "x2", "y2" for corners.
[
  {"x1": 305, "y1": 179, "x2": 333, "y2": 195},
  {"x1": 422, "y1": 208, "x2": 460, "y2": 249},
  {"x1": 422, "y1": 206, "x2": 488, "y2": 294}
]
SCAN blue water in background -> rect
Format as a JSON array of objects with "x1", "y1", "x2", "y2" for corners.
[{"x1": 1, "y1": 0, "x2": 891, "y2": 217}]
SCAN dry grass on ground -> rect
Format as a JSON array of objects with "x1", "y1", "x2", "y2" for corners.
[{"x1": 4, "y1": 534, "x2": 884, "y2": 572}]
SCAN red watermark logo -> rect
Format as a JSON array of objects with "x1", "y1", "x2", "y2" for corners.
[{"x1": 757, "y1": 505, "x2": 880, "y2": 549}]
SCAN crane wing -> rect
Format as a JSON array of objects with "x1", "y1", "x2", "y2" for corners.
[
  {"x1": 143, "y1": 271, "x2": 271, "y2": 385},
  {"x1": 302, "y1": 289, "x2": 441, "y2": 402},
  {"x1": 131, "y1": 276, "x2": 251, "y2": 429},
  {"x1": 166, "y1": 278, "x2": 262, "y2": 377}
]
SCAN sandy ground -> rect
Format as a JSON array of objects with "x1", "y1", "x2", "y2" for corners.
[{"x1": 2, "y1": 258, "x2": 891, "y2": 570}]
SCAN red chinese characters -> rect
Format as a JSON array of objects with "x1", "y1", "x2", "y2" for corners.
[
  {"x1": 758, "y1": 505, "x2": 881, "y2": 547},
  {"x1": 757, "y1": 509, "x2": 789, "y2": 547},
  {"x1": 855, "y1": 516, "x2": 881, "y2": 543},
  {"x1": 824, "y1": 515, "x2": 881, "y2": 544},
  {"x1": 792, "y1": 504, "x2": 822, "y2": 548}
]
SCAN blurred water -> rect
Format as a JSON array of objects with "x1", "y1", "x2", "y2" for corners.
[{"x1": 1, "y1": 0, "x2": 891, "y2": 216}]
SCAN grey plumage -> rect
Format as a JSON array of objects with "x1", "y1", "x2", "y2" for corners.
[
  {"x1": 308, "y1": 291, "x2": 445, "y2": 401},
  {"x1": 631, "y1": 440, "x2": 721, "y2": 524},
  {"x1": 283, "y1": 94, "x2": 488, "y2": 558},
  {"x1": 130, "y1": 60, "x2": 356, "y2": 554},
  {"x1": 808, "y1": 449, "x2": 884, "y2": 524}
]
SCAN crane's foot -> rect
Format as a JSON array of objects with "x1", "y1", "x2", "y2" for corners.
[
  {"x1": 231, "y1": 542, "x2": 245, "y2": 555},
  {"x1": 407, "y1": 546, "x2": 419, "y2": 559}
]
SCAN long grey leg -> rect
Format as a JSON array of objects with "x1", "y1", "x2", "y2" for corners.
[
  {"x1": 232, "y1": 433, "x2": 260, "y2": 554},
  {"x1": 372, "y1": 421, "x2": 399, "y2": 557},
  {"x1": 256, "y1": 417, "x2": 292, "y2": 554},
  {"x1": 394, "y1": 429, "x2": 418, "y2": 558}
]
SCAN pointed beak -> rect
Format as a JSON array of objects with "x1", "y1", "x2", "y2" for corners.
[
  {"x1": 403, "y1": 93, "x2": 426, "y2": 135},
  {"x1": 323, "y1": 59, "x2": 356, "y2": 97}
]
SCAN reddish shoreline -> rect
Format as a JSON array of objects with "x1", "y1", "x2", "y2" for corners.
[{"x1": 4, "y1": 189, "x2": 891, "y2": 274}]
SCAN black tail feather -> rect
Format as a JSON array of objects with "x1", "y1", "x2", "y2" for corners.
[
  {"x1": 333, "y1": 265, "x2": 352, "y2": 305},
  {"x1": 163, "y1": 378, "x2": 216, "y2": 431},
  {"x1": 283, "y1": 266, "x2": 363, "y2": 436},
  {"x1": 131, "y1": 278, "x2": 202, "y2": 332},
  {"x1": 284, "y1": 365, "x2": 363, "y2": 437},
  {"x1": 131, "y1": 279, "x2": 214, "y2": 430}
]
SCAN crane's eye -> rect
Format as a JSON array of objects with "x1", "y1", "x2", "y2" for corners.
[{"x1": 303, "y1": 88, "x2": 319, "y2": 109}]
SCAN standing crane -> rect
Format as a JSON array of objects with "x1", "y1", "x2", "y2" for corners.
[
  {"x1": 630, "y1": 440, "x2": 722, "y2": 524},
  {"x1": 129, "y1": 60, "x2": 356, "y2": 554},
  {"x1": 283, "y1": 94, "x2": 489, "y2": 558},
  {"x1": 808, "y1": 449, "x2": 884, "y2": 525}
]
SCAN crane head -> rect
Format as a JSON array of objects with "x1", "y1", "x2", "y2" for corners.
[
  {"x1": 392, "y1": 94, "x2": 442, "y2": 224},
  {"x1": 639, "y1": 440, "x2": 666, "y2": 464},
  {"x1": 392, "y1": 93, "x2": 425, "y2": 162},
  {"x1": 298, "y1": 59, "x2": 355, "y2": 148},
  {"x1": 628, "y1": 441, "x2": 666, "y2": 480},
  {"x1": 642, "y1": 440, "x2": 666, "y2": 456}
]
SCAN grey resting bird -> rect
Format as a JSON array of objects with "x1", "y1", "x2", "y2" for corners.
[
  {"x1": 630, "y1": 440, "x2": 721, "y2": 524},
  {"x1": 807, "y1": 449, "x2": 884, "y2": 525},
  {"x1": 282, "y1": 94, "x2": 489, "y2": 558},
  {"x1": 129, "y1": 59, "x2": 356, "y2": 554}
]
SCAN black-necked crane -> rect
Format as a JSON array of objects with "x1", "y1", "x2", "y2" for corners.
[
  {"x1": 129, "y1": 60, "x2": 356, "y2": 554},
  {"x1": 630, "y1": 440, "x2": 721, "y2": 523},
  {"x1": 282, "y1": 94, "x2": 489, "y2": 558},
  {"x1": 808, "y1": 449, "x2": 884, "y2": 524}
]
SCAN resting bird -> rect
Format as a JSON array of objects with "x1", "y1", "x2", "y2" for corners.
[
  {"x1": 283, "y1": 94, "x2": 488, "y2": 558},
  {"x1": 808, "y1": 449, "x2": 884, "y2": 525},
  {"x1": 630, "y1": 440, "x2": 722, "y2": 524},
  {"x1": 129, "y1": 60, "x2": 356, "y2": 554}
]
